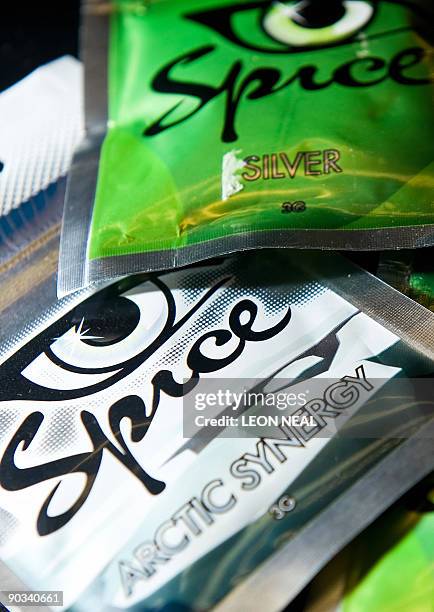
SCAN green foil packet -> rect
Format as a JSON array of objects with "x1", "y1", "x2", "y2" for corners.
[
  {"x1": 59, "y1": 0, "x2": 434, "y2": 295},
  {"x1": 342, "y1": 511, "x2": 434, "y2": 612},
  {"x1": 303, "y1": 480, "x2": 434, "y2": 612}
]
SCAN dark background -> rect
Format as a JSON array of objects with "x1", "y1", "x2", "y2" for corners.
[{"x1": 0, "y1": 0, "x2": 80, "y2": 93}]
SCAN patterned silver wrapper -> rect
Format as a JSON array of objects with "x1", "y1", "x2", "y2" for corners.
[{"x1": 0, "y1": 242, "x2": 433, "y2": 611}]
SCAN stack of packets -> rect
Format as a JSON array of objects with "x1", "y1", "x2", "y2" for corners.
[{"x1": 0, "y1": 1, "x2": 433, "y2": 611}]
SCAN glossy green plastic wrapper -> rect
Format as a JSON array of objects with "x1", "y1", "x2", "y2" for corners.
[
  {"x1": 343, "y1": 512, "x2": 434, "y2": 612},
  {"x1": 305, "y1": 481, "x2": 434, "y2": 612},
  {"x1": 59, "y1": 0, "x2": 434, "y2": 294}
]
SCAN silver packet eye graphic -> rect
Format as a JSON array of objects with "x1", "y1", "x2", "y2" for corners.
[{"x1": 0, "y1": 248, "x2": 433, "y2": 612}]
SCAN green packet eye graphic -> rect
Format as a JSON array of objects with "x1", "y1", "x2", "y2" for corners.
[
  {"x1": 1, "y1": 248, "x2": 434, "y2": 610},
  {"x1": 58, "y1": 0, "x2": 434, "y2": 295}
]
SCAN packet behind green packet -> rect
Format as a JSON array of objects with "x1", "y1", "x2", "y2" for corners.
[{"x1": 58, "y1": 0, "x2": 434, "y2": 295}]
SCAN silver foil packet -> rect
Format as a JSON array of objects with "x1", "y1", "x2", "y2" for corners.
[{"x1": 0, "y1": 247, "x2": 433, "y2": 611}]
